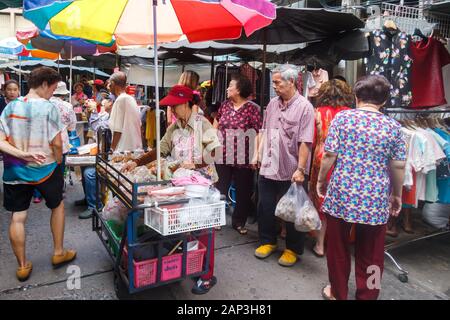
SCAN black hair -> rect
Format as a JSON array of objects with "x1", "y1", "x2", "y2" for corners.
[
  {"x1": 5, "y1": 79, "x2": 19, "y2": 89},
  {"x1": 188, "y1": 92, "x2": 201, "y2": 108},
  {"x1": 27, "y1": 67, "x2": 61, "y2": 89},
  {"x1": 332, "y1": 75, "x2": 347, "y2": 83},
  {"x1": 231, "y1": 74, "x2": 252, "y2": 99},
  {"x1": 353, "y1": 75, "x2": 391, "y2": 105}
]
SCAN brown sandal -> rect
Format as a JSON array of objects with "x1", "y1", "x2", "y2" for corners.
[
  {"x1": 52, "y1": 249, "x2": 77, "y2": 268},
  {"x1": 16, "y1": 261, "x2": 33, "y2": 282},
  {"x1": 322, "y1": 285, "x2": 336, "y2": 300}
]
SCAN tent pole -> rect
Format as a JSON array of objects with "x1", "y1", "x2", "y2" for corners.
[
  {"x1": 70, "y1": 44, "x2": 73, "y2": 101},
  {"x1": 19, "y1": 58, "x2": 22, "y2": 95},
  {"x1": 162, "y1": 59, "x2": 165, "y2": 89},
  {"x1": 153, "y1": 0, "x2": 161, "y2": 181},
  {"x1": 260, "y1": 30, "x2": 267, "y2": 113},
  {"x1": 210, "y1": 49, "x2": 215, "y2": 82}
]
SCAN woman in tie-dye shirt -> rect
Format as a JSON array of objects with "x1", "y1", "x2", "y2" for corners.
[
  {"x1": 0, "y1": 67, "x2": 76, "y2": 282},
  {"x1": 317, "y1": 75, "x2": 406, "y2": 301}
]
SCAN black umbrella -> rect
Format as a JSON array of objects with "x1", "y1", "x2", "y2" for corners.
[{"x1": 220, "y1": 7, "x2": 365, "y2": 106}]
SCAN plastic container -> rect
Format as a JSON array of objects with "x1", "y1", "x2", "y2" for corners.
[{"x1": 123, "y1": 247, "x2": 157, "y2": 288}]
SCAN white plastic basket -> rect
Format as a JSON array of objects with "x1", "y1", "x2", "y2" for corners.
[{"x1": 144, "y1": 201, "x2": 226, "y2": 236}]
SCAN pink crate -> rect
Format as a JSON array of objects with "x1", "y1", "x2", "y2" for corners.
[
  {"x1": 161, "y1": 253, "x2": 183, "y2": 281},
  {"x1": 186, "y1": 242, "x2": 207, "y2": 275},
  {"x1": 123, "y1": 248, "x2": 157, "y2": 288}
]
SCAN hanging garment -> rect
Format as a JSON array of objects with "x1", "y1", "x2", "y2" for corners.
[
  {"x1": 212, "y1": 65, "x2": 239, "y2": 105},
  {"x1": 367, "y1": 28, "x2": 413, "y2": 108},
  {"x1": 297, "y1": 71, "x2": 304, "y2": 95},
  {"x1": 239, "y1": 63, "x2": 259, "y2": 100},
  {"x1": 410, "y1": 37, "x2": 450, "y2": 109},
  {"x1": 145, "y1": 108, "x2": 156, "y2": 148},
  {"x1": 304, "y1": 71, "x2": 316, "y2": 99}
]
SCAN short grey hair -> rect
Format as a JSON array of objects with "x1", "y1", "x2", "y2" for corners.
[{"x1": 273, "y1": 64, "x2": 299, "y2": 84}]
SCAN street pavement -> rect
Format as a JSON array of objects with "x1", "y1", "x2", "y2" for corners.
[{"x1": 0, "y1": 178, "x2": 449, "y2": 300}]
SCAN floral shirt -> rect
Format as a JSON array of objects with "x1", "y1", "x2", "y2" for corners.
[
  {"x1": 216, "y1": 100, "x2": 262, "y2": 168},
  {"x1": 321, "y1": 110, "x2": 407, "y2": 225},
  {"x1": 367, "y1": 27, "x2": 412, "y2": 108}
]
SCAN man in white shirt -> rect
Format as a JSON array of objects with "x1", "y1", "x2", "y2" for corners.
[{"x1": 108, "y1": 72, "x2": 143, "y2": 152}]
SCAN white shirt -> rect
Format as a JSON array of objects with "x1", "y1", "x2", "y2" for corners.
[{"x1": 109, "y1": 93, "x2": 142, "y2": 152}]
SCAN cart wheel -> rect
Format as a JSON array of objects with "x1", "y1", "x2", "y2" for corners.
[
  {"x1": 113, "y1": 272, "x2": 131, "y2": 300},
  {"x1": 398, "y1": 273, "x2": 408, "y2": 283}
]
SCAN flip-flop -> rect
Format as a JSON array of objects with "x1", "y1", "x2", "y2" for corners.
[
  {"x1": 312, "y1": 246, "x2": 325, "y2": 258},
  {"x1": 234, "y1": 226, "x2": 248, "y2": 235},
  {"x1": 322, "y1": 285, "x2": 336, "y2": 300}
]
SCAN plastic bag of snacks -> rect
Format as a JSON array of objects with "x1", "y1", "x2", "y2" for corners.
[
  {"x1": 275, "y1": 183, "x2": 309, "y2": 223},
  {"x1": 102, "y1": 192, "x2": 128, "y2": 223},
  {"x1": 294, "y1": 199, "x2": 321, "y2": 232}
]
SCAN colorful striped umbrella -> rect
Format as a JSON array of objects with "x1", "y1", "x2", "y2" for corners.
[
  {"x1": 23, "y1": 0, "x2": 276, "y2": 181},
  {"x1": 24, "y1": 0, "x2": 276, "y2": 46}
]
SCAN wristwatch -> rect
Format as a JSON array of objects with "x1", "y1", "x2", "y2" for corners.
[{"x1": 296, "y1": 167, "x2": 306, "y2": 174}]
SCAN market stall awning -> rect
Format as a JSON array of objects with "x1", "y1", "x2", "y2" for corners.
[
  {"x1": 428, "y1": 1, "x2": 450, "y2": 14},
  {"x1": 220, "y1": 7, "x2": 365, "y2": 45},
  {"x1": 288, "y1": 29, "x2": 369, "y2": 66},
  {"x1": 0, "y1": 59, "x2": 111, "y2": 77}
]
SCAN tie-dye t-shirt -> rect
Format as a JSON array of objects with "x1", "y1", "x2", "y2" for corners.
[
  {"x1": 0, "y1": 97, "x2": 63, "y2": 184},
  {"x1": 321, "y1": 109, "x2": 407, "y2": 225}
]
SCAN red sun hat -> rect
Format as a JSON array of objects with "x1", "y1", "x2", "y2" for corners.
[
  {"x1": 160, "y1": 85, "x2": 193, "y2": 106},
  {"x1": 94, "y1": 79, "x2": 104, "y2": 86}
]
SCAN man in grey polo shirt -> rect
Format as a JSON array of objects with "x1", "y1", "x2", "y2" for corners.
[{"x1": 255, "y1": 64, "x2": 315, "y2": 267}]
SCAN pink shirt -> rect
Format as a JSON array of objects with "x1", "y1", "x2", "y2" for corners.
[{"x1": 260, "y1": 92, "x2": 314, "y2": 181}]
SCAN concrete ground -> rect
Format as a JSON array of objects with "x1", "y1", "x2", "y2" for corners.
[{"x1": 0, "y1": 177, "x2": 449, "y2": 300}]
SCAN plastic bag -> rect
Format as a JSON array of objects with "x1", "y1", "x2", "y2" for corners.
[
  {"x1": 101, "y1": 192, "x2": 128, "y2": 223},
  {"x1": 295, "y1": 200, "x2": 322, "y2": 232},
  {"x1": 275, "y1": 183, "x2": 309, "y2": 223}
]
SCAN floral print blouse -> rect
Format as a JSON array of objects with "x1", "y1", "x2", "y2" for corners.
[
  {"x1": 321, "y1": 110, "x2": 407, "y2": 225},
  {"x1": 367, "y1": 27, "x2": 413, "y2": 108}
]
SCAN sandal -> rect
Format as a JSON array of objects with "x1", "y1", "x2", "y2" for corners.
[
  {"x1": 234, "y1": 226, "x2": 248, "y2": 235},
  {"x1": 312, "y1": 245, "x2": 325, "y2": 258},
  {"x1": 322, "y1": 285, "x2": 336, "y2": 300}
]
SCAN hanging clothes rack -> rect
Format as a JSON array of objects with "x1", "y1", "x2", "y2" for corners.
[{"x1": 383, "y1": 107, "x2": 450, "y2": 283}]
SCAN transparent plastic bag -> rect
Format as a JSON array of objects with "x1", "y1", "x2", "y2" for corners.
[
  {"x1": 294, "y1": 200, "x2": 322, "y2": 232},
  {"x1": 275, "y1": 183, "x2": 309, "y2": 223},
  {"x1": 101, "y1": 192, "x2": 128, "y2": 223}
]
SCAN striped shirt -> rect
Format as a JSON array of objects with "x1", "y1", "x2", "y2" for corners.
[
  {"x1": 0, "y1": 97, "x2": 63, "y2": 184},
  {"x1": 259, "y1": 91, "x2": 314, "y2": 181}
]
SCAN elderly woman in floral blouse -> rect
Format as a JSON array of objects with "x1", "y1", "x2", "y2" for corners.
[
  {"x1": 213, "y1": 74, "x2": 262, "y2": 235},
  {"x1": 317, "y1": 75, "x2": 406, "y2": 300}
]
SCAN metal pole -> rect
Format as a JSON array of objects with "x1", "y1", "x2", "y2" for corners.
[
  {"x1": 153, "y1": 0, "x2": 161, "y2": 181},
  {"x1": 260, "y1": 34, "x2": 267, "y2": 109},
  {"x1": 19, "y1": 58, "x2": 22, "y2": 95},
  {"x1": 210, "y1": 49, "x2": 215, "y2": 82},
  {"x1": 162, "y1": 59, "x2": 166, "y2": 89},
  {"x1": 70, "y1": 44, "x2": 73, "y2": 101}
]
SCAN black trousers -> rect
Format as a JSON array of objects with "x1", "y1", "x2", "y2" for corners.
[
  {"x1": 216, "y1": 164, "x2": 255, "y2": 228},
  {"x1": 257, "y1": 175, "x2": 308, "y2": 255}
]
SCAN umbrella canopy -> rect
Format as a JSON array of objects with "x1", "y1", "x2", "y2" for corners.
[
  {"x1": 23, "y1": 0, "x2": 276, "y2": 45},
  {"x1": 16, "y1": 26, "x2": 117, "y2": 59},
  {"x1": 221, "y1": 7, "x2": 365, "y2": 45},
  {"x1": 0, "y1": 37, "x2": 59, "y2": 59}
]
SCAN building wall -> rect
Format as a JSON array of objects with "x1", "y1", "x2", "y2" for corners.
[{"x1": 0, "y1": 9, "x2": 34, "y2": 40}]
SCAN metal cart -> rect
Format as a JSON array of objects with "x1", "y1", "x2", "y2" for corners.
[{"x1": 93, "y1": 154, "x2": 225, "y2": 299}]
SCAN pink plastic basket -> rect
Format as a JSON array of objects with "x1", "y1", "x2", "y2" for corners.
[
  {"x1": 123, "y1": 248, "x2": 157, "y2": 288},
  {"x1": 186, "y1": 241, "x2": 206, "y2": 275}
]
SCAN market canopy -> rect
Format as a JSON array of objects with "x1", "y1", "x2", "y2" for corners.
[
  {"x1": 288, "y1": 29, "x2": 369, "y2": 66},
  {"x1": 220, "y1": 7, "x2": 365, "y2": 45},
  {"x1": 0, "y1": 59, "x2": 111, "y2": 77}
]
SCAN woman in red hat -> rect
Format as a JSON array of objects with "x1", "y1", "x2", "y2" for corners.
[{"x1": 123, "y1": 84, "x2": 221, "y2": 295}]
